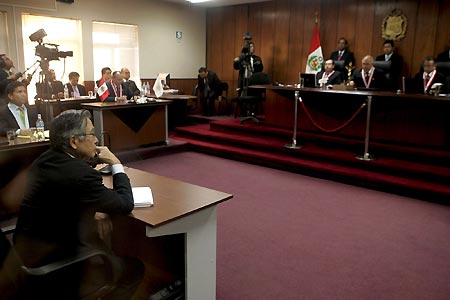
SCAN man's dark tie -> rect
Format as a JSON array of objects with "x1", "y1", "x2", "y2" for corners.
[
  {"x1": 203, "y1": 78, "x2": 210, "y2": 98},
  {"x1": 365, "y1": 72, "x2": 370, "y2": 80},
  {"x1": 338, "y1": 52, "x2": 342, "y2": 60}
]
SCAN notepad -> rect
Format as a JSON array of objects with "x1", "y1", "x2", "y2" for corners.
[{"x1": 132, "y1": 187, "x2": 154, "y2": 207}]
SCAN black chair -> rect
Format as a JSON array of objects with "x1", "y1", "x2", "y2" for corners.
[
  {"x1": 0, "y1": 225, "x2": 120, "y2": 300},
  {"x1": 237, "y1": 72, "x2": 270, "y2": 124},
  {"x1": 436, "y1": 61, "x2": 450, "y2": 77}
]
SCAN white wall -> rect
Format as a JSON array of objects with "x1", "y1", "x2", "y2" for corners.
[{"x1": 0, "y1": 0, "x2": 206, "y2": 80}]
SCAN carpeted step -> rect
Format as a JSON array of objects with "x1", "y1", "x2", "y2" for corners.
[
  {"x1": 172, "y1": 136, "x2": 450, "y2": 202},
  {"x1": 208, "y1": 119, "x2": 450, "y2": 164},
  {"x1": 174, "y1": 124, "x2": 450, "y2": 184}
]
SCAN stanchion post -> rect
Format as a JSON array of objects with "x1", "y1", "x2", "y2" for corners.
[
  {"x1": 285, "y1": 90, "x2": 303, "y2": 150},
  {"x1": 355, "y1": 95, "x2": 375, "y2": 161}
]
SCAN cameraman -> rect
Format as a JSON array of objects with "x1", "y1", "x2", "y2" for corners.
[
  {"x1": 233, "y1": 41, "x2": 263, "y2": 93},
  {"x1": 0, "y1": 54, "x2": 22, "y2": 104}
]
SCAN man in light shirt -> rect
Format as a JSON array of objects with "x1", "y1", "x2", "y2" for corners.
[
  {"x1": 0, "y1": 81, "x2": 37, "y2": 136},
  {"x1": 65, "y1": 71, "x2": 87, "y2": 98}
]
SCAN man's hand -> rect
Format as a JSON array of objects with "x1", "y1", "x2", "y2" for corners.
[{"x1": 96, "y1": 146, "x2": 121, "y2": 165}]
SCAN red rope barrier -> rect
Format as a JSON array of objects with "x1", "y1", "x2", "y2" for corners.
[{"x1": 300, "y1": 101, "x2": 366, "y2": 133}]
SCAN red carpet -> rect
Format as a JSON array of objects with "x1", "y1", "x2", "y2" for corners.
[
  {"x1": 127, "y1": 152, "x2": 450, "y2": 300},
  {"x1": 172, "y1": 118, "x2": 450, "y2": 202}
]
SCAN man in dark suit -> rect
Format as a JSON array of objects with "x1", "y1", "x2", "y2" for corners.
[
  {"x1": 197, "y1": 67, "x2": 222, "y2": 116},
  {"x1": 329, "y1": 38, "x2": 355, "y2": 80},
  {"x1": 233, "y1": 41, "x2": 264, "y2": 92},
  {"x1": 436, "y1": 39, "x2": 450, "y2": 62},
  {"x1": 375, "y1": 39, "x2": 403, "y2": 90},
  {"x1": 413, "y1": 56, "x2": 447, "y2": 94},
  {"x1": 0, "y1": 81, "x2": 38, "y2": 136},
  {"x1": 13, "y1": 109, "x2": 143, "y2": 299},
  {"x1": 35, "y1": 69, "x2": 64, "y2": 100},
  {"x1": 316, "y1": 59, "x2": 343, "y2": 87},
  {"x1": 65, "y1": 71, "x2": 87, "y2": 97},
  {"x1": 104, "y1": 71, "x2": 133, "y2": 102},
  {"x1": 0, "y1": 54, "x2": 23, "y2": 104},
  {"x1": 121, "y1": 67, "x2": 140, "y2": 97},
  {"x1": 350, "y1": 55, "x2": 388, "y2": 90}
]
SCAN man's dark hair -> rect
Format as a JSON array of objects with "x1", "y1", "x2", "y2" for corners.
[
  {"x1": 112, "y1": 71, "x2": 121, "y2": 77},
  {"x1": 198, "y1": 67, "x2": 207, "y2": 73},
  {"x1": 338, "y1": 37, "x2": 348, "y2": 46},
  {"x1": 6, "y1": 81, "x2": 26, "y2": 96},
  {"x1": 68, "y1": 71, "x2": 80, "y2": 80},
  {"x1": 50, "y1": 109, "x2": 92, "y2": 151},
  {"x1": 424, "y1": 56, "x2": 436, "y2": 64},
  {"x1": 383, "y1": 39, "x2": 394, "y2": 47},
  {"x1": 101, "y1": 67, "x2": 111, "y2": 75}
]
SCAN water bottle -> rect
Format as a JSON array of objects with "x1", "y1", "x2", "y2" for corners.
[
  {"x1": 36, "y1": 113, "x2": 45, "y2": 141},
  {"x1": 144, "y1": 82, "x2": 149, "y2": 96},
  {"x1": 63, "y1": 84, "x2": 69, "y2": 98},
  {"x1": 140, "y1": 82, "x2": 145, "y2": 98}
]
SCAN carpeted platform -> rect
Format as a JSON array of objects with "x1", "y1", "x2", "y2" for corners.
[{"x1": 173, "y1": 118, "x2": 450, "y2": 203}]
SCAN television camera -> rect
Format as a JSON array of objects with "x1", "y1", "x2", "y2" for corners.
[{"x1": 29, "y1": 29, "x2": 73, "y2": 63}]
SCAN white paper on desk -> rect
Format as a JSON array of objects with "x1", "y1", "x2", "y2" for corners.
[{"x1": 132, "y1": 187, "x2": 154, "y2": 207}]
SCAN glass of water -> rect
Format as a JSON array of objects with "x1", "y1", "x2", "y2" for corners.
[{"x1": 6, "y1": 129, "x2": 15, "y2": 145}]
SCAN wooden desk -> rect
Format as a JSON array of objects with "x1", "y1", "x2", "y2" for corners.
[
  {"x1": 0, "y1": 138, "x2": 49, "y2": 214},
  {"x1": 257, "y1": 85, "x2": 450, "y2": 147},
  {"x1": 153, "y1": 93, "x2": 197, "y2": 129},
  {"x1": 81, "y1": 100, "x2": 171, "y2": 151},
  {"x1": 103, "y1": 167, "x2": 233, "y2": 300},
  {"x1": 36, "y1": 96, "x2": 97, "y2": 122}
]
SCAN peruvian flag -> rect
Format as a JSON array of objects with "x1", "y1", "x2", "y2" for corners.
[
  {"x1": 97, "y1": 78, "x2": 110, "y2": 102},
  {"x1": 305, "y1": 22, "x2": 324, "y2": 74}
]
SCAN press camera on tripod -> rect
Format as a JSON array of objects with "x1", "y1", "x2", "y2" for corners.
[
  {"x1": 28, "y1": 29, "x2": 73, "y2": 101},
  {"x1": 30, "y1": 29, "x2": 73, "y2": 64}
]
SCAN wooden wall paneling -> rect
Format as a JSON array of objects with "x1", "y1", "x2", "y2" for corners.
[
  {"x1": 336, "y1": 0, "x2": 359, "y2": 65},
  {"x1": 221, "y1": 7, "x2": 237, "y2": 81},
  {"x1": 206, "y1": 8, "x2": 223, "y2": 74},
  {"x1": 435, "y1": 2, "x2": 450, "y2": 57},
  {"x1": 272, "y1": 0, "x2": 291, "y2": 83},
  {"x1": 353, "y1": 1, "x2": 376, "y2": 69},
  {"x1": 411, "y1": 0, "x2": 440, "y2": 75},
  {"x1": 319, "y1": 0, "x2": 340, "y2": 59},
  {"x1": 287, "y1": 0, "x2": 306, "y2": 84},
  {"x1": 372, "y1": 0, "x2": 398, "y2": 57},
  {"x1": 394, "y1": 0, "x2": 419, "y2": 77},
  {"x1": 256, "y1": 2, "x2": 276, "y2": 84}
]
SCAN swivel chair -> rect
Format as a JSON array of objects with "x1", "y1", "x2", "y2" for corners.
[{"x1": 0, "y1": 225, "x2": 120, "y2": 300}]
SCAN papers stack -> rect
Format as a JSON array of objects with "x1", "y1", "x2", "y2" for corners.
[{"x1": 132, "y1": 187, "x2": 154, "y2": 207}]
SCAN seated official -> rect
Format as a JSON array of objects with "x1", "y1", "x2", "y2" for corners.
[
  {"x1": 104, "y1": 71, "x2": 133, "y2": 102},
  {"x1": 65, "y1": 71, "x2": 87, "y2": 97},
  {"x1": 13, "y1": 109, "x2": 143, "y2": 299},
  {"x1": 121, "y1": 67, "x2": 140, "y2": 96},
  {"x1": 95, "y1": 67, "x2": 112, "y2": 87},
  {"x1": 413, "y1": 56, "x2": 447, "y2": 94},
  {"x1": 35, "y1": 69, "x2": 64, "y2": 100},
  {"x1": 375, "y1": 39, "x2": 403, "y2": 90},
  {"x1": 197, "y1": 67, "x2": 222, "y2": 116},
  {"x1": 350, "y1": 55, "x2": 388, "y2": 90},
  {"x1": 316, "y1": 59, "x2": 343, "y2": 87},
  {"x1": 0, "y1": 81, "x2": 37, "y2": 136}
]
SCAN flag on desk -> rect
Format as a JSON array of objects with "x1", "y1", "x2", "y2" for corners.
[
  {"x1": 305, "y1": 22, "x2": 323, "y2": 74},
  {"x1": 97, "y1": 78, "x2": 110, "y2": 102},
  {"x1": 153, "y1": 78, "x2": 164, "y2": 98}
]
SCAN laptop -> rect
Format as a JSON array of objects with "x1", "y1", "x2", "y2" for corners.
[{"x1": 300, "y1": 73, "x2": 317, "y2": 87}]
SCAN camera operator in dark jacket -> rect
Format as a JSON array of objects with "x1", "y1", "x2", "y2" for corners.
[{"x1": 233, "y1": 37, "x2": 264, "y2": 93}]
